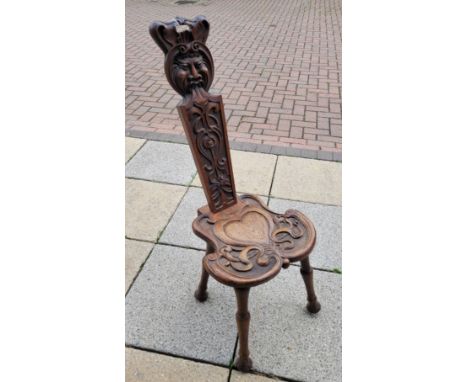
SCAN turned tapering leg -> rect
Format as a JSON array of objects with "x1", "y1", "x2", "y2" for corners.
[
  {"x1": 300, "y1": 256, "x2": 321, "y2": 313},
  {"x1": 194, "y1": 265, "x2": 209, "y2": 302},
  {"x1": 234, "y1": 287, "x2": 253, "y2": 372},
  {"x1": 194, "y1": 245, "x2": 213, "y2": 302}
]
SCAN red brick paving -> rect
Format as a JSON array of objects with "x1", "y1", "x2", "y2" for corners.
[{"x1": 126, "y1": 0, "x2": 341, "y2": 153}]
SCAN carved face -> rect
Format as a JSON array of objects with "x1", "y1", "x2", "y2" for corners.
[
  {"x1": 164, "y1": 41, "x2": 214, "y2": 96},
  {"x1": 173, "y1": 53, "x2": 209, "y2": 93}
]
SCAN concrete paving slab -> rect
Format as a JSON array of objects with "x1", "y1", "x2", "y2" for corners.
[
  {"x1": 231, "y1": 370, "x2": 279, "y2": 381},
  {"x1": 159, "y1": 187, "x2": 206, "y2": 250},
  {"x1": 159, "y1": 188, "x2": 268, "y2": 251},
  {"x1": 126, "y1": 239, "x2": 154, "y2": 293},
  {"x1": 268, "y1": 198, "x2": 341, "y2": 271},
  {"x1": 247, "y1": 269, "x2": 341, "y2": 382},
  {"x1": 192, "y1": 150, "x2": 277, "y2": 196},
  {"x1": 126, "y1": 347, "x2": 229, "y2": 382},
  {"x1": 126, "y1": 141, "x2": 197, "y2": 185},
  {"x1": 125, "y1": 179, "x2": 186, "y2": 242},
  {"x1": 271, "y1": 157, "x2": 341, "y2": 205},
  {"x1": 126, "y1": 137, "x2": 146, "y2": 163},
  {"x1": 125, "y1": 245, "x2": 237, "y2": 366}
]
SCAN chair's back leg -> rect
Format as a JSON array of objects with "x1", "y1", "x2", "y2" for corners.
[
  {"x1": 234, "y1": 287, "x2": 253, "y2": 372},
  {"x1": 194, "y1": 265, "x2": 209, "y2": 302},
  {"x1": 300, "y1": 256, "x2": 321, "y2": 313},
  {"x1": 194, "y1": 245, "x2": 213, "y2": 302}
]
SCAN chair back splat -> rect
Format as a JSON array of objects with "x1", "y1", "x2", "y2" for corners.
[{"x1": 150, "y1": 16, "x2": 237, "y2": 213}]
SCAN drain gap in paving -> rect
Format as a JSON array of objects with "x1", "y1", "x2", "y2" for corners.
[{"x1": 226, "y1": 335, "x2": 238, "y2": 381}]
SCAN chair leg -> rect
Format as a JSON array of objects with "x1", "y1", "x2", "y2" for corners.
[
  {"x1": 194, "y1": 264, "x2": 209, "y2": 302},
  {"x1": 195, "y1": 244, "x2": 214, "y2": 302},
  {"x1": 300, "y1": 256, "x2": 321, "y2": 313},
  {"x1": 234, "y1": 287, "x2": 253, "y2": 372}
]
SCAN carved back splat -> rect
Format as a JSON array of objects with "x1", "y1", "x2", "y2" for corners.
[{"x1": 150, "y1": 16, "x2": 237, "y2": 213}]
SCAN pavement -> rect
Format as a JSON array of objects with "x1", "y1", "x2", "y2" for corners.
[
  {"x1": 125, "y1": 137, "x2": 342, "y2": 381},
  {"x1": 126, "y1": 0, "x2": 341, "y2": 155}
]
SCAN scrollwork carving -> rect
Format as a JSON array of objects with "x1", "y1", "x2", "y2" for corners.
[
  {"x1": 205, "y1": 204, "x2": 308, "y2": 275},
  {"x1": 190, "y1": 100, "x2": 235, "y2": 210},
  {"x1": 218, "y1": 245, "x2": 278, "y2": 273},
  {"x1": 194, "y1": 195, "x2": 316, "y2": 287},
  {"x1": 272, "y1": 213, "x2": 305, "y2": 250}
]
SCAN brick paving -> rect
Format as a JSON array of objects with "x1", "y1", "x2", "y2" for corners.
[{"x1": 126, "y1": 0, "x2": 341, "y2": 153}]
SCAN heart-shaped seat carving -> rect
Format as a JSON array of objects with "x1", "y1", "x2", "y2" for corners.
[{"x1": 215, "y1": 209, "x2": 272, "y2": 245}]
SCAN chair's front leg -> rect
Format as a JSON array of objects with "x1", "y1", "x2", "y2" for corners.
[
  {"x1": 300, "y1": 256, "x2": 321, "y2": 313},
  {"x1": 234, "y1": 287, "x2": 253, "y2": 372}
]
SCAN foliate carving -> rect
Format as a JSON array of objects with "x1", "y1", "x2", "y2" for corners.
[
  {"x1": 150, "y1": 16, "x2": 236, "y2": 213},
  {"x1": 190, "y1": 99, "x2": 236, "y2": 211}
]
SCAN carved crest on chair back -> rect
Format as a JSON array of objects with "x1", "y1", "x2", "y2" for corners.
[{"x1": 150, "y1": 16, "x2": 237, "y2": 213}]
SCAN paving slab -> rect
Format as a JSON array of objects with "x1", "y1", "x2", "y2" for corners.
[
  {"x1": 125, "y1": 179, "x2": 186, "y2": 242},
  {"x1": 271, "y1": 157, "x2": 342, "y2": 206},
  {"x1": 126, "y1": 141, "x2": 197, "y2": 185},
  {"x1": 192, "y1": 150, "x2": 277, "y2": 196},
  {"x1": 126, "y1": 245, "x2": 237, "y2": 366},
  {"x1": 126, "y1": 239, "x2": 154, "y2": 293},
  {"x1": 231, "y1": 370, "x2": 279, "y2": 381},
  {"x1": 126, "y1": 347, "x2": 229, "y2": 382},
  {"x1": 160, "y1": 187, "x2": 267, "y2": 251},
  {"x1": 268, "y1": 198, "x2": 341, "y2": 271},
  {"x1": 126, "y1": 137, "x2": 146, "y2": 163},
  {"x1": 159, "y1": 187, "x2": 207, "y2": 250},
  {"x1": 247, "y1": 269, "x2": 341, "y2": 382}
]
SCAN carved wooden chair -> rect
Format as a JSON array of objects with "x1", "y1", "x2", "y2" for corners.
[{"x1": 149, "y1": 16, "x2": 321, "y2": 372}]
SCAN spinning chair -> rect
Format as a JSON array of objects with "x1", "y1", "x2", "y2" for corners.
[{"x1": 149, "y1": 16, "x2": 321, "y2": 372}]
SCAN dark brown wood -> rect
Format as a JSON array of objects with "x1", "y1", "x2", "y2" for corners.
[
  {"x1": 300, "y1": 256, "x2": 321, "y2": 313},
  {"x1": 149, "y1": 16, "x2": 321, "y2": 373},
  {"x1": 234, "y1": 288, "x2": 252, "y2": 372},
  {"x1": 150, "y1": 16, "x2": 236, "y2": 213},
  {"x1": 194, "y1": 264, "x2": 209, "y2": 302},
  {"x1": 193, "y1": 194, "x2": 316, "y2": 288},
  {"x1": 178, "y1": 93, "x2": 237, "y2": 212},
  {"x1": 194, "y1": 245, "x2": 212, "y2": 302}
]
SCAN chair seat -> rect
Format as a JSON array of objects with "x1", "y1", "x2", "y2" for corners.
[{"x1": 193, "y1": 194, "x2": 316, "y2": 288}]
